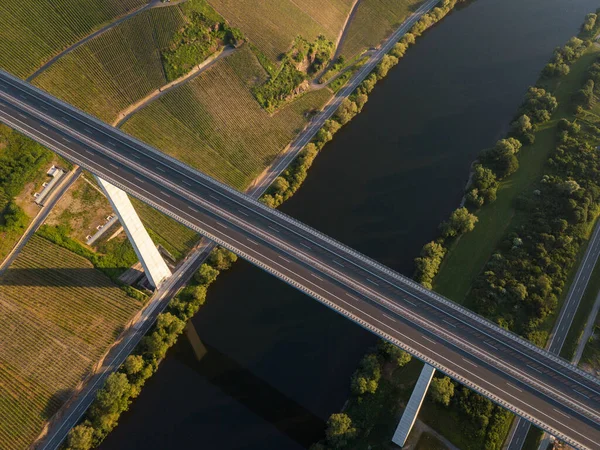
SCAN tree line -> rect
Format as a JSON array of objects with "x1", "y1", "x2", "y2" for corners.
[{"x1": 64, "y1": 247, "x2": 238, "y2": 450}]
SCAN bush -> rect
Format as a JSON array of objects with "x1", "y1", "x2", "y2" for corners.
[
  {"x1": 350, "y1": 353, "x2": 381, "y2": 395},
  {"x1": 429, "y1": 376, "x2": 455, "y2": 406},
  {"x1": 414, "y1": 240, "x2": 446, "y2": 288}
]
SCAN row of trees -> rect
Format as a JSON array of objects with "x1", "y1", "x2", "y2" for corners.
[
  {"x1": 64, "y1": 247, "x2": 238, "y2": 450},
  {"x1": 413, "y1": 11, "x2": 600, "y2": 450}
]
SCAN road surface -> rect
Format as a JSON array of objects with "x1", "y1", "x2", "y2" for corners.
[{"x1": 1, "y1": 72, "x2": 600, "y2": 449}]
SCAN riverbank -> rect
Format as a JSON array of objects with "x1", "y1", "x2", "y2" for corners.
[
  {"x1": 313, "y1": 7, "x2": 600, "y2": 450},
  {"x1": 95, "y1": 1, "x2": 600, "y2": 449}
]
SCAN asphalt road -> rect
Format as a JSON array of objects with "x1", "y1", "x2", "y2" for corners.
[
  {"x1": 1, "y1": 73, "x2": 600, "y2": 448},
  {"x1": 506, "y1": 220, "x2": 600, "y2": 449}
]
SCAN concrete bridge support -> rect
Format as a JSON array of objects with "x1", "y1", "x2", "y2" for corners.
[
  {"x1": 96, "y1": 177, "x2": 171, "y2": 288},
  {"x1": 392, "y1": 364, "x2": 436, "y2": 447}
]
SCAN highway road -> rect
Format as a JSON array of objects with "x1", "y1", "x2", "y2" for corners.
[
  {"x1": 506, "y1": 220, "x2": 600, "y2": 449},
  {"x1": 1, "y1": 73, "x2": 600, "y2": 449}
]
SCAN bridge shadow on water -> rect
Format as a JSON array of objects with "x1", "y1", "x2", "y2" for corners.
[{"x1": 179, "y1": 332, "x2": 326, "y2": 448}]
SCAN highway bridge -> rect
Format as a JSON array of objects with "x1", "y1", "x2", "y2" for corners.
[{"x1": 0, "y1": 70, "x2": 599, "y2": 449}]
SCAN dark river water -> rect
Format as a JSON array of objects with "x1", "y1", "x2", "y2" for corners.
[{"x1": 100, "y1": 0, "x2": 599, "y2": 448}]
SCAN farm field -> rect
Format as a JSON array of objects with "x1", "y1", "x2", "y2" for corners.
[
  {"x1": 122, "y1": 45, "x2": 333, "y2": 190},
  {"x1": 0, "y1": 235, "x2": 142, "y2": 450},
  {"x1": 33, "y1": 6, "x2": 186, "y2": 122},
  {"x1": 206, "y1": 0, "x2": 354, "y2": 62},
  {"x1": 0, "y1": 0, "x2": 148, "y2": 79},
  {"x1": 339, "y1": 0, "x2": 424, "y2": 61}
]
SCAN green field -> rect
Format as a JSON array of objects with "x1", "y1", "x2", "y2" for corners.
[
  {"x1": 339, "y1": 0, "x2": 423, "y2": 61},
  {"x1": 122, "y1": 45, "x2": 333, "y2": 190},
  {"x1": 207, "y1": 0, "x2": 354, "y2": 62},
  {"x1": 0, "y1": 235, "x2": 142, "y2": 450},
  {"x1": 33, "y1": 6, "x2": 186, "y2": 122},
  {"x1": 433, "y1": 45, "x2": 600, "y2": 307},
  {"x1": 0, "y1": 0, "x2": 147, "y2": 79}
]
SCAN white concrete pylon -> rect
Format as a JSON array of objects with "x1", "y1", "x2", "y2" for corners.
[
  {"x1": 95, "y1": 176, "x2": 171, "y2": 289},
  {"x1": 392, "y1": 364, "x2": 436, "y2": 447}
]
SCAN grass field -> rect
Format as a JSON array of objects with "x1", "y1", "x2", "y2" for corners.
[
  {"x1": 433, "y1": 46, "x2": 600, "y2": 307},
  {"x1": 0, "y1": 0, "x2": 148, "y2": 79},
  {"x1": 122, "y1": 45, "x2": 333, "y2": 190},
  {"x1": 207, "y1": 0, "x2": 354, "y2": 62},
  {"x1": 0, "y1": 235, "x2": 142, "y2": 450},
  {"x1": 339, "y1": 0, "x2": 423, "y2": 61},
  {"x1": 33, "y1": 6, "x2": 186, "y2": 122}
]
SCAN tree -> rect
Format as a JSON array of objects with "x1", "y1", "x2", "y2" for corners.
[
  {"x1": 430, "y1": 376, "x2": 455, "y2": 406},
  {"x1": 89, "y1": 372, "x2": 132, "y2": 426},
  {"x1": 573, "y1": 79, "x2": 595, "y2": 110},
  {"x1": 441, "y1": 207, "x2": 478, "y2": 238},
  {"x1": 583, "y1": 13, "x2": 598, "y2": 32},
  {"x1": 65, "y1": 425, "x2": 94, "y2": 450},
  {"x1": 326, "y1": 413, "x2": 357, "y2": 448},
  {"x1": 376, "y1": 54, "x2": 398, "y2": 78},
  {"x1": 123, "y1": 355, "x2": 145, "y2": 377},
  {"x1": 414, "y1": 240, "x2": 446, "y2": 288},
  {"x1": 334, "y1": 98, "x2": 358, "y2": 125},
  {"x1": 0, "y1": 201, "x2": 28, "y2": 231},
  {"x1": 194, "y1": 263, "x2": 219, "y2": 285},
  {"x1": 480, "y1": 138, "x2": 522, "y2": 179},
  {"x1": 467, "y1": 164, "x2": 499, "y2": 207},
  {"x1": 378, "y1": 340, "x2": 412, "y2": 367},
  {"x1": 350, "y1": 353, "x2": 381, "y2": 395},
  {"x1": 209, "y1": 247, "x2": 238, "y2": 270}
]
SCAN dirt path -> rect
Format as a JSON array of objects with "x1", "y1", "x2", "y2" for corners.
[
  {"x1": 113, "y1": 46, "x2": 235, "y2": 127},
  {"x1": 26, "y1": 0, "x2": 189, "y2": 82}
]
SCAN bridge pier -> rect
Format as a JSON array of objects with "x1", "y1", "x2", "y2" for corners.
[
  {"x1": 392, "y1": 364, "x2": 436, "y2": 447},
  {"x1": 96, "y1": 177, "x2": 171, "y2": 289}
]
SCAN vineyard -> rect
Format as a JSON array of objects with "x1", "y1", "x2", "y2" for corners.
[
  {"x1": 207, "y1": 0, "x2": 354, "y2": 62},
  {"x1": 33, "y1": 6, "x2": 186, "y2": 122},
  {"x1": 0, "y1": 0, "x2": 147, "y2": 79},
  {"x1": 122, "y1": 46, "x2": 333, "y2": 190},
  {"x1": 0, "y1": 235, "x2": 142, "y2": 450},
  {"x1": 339, "y1": 0, "x2": 423, "y2": 60}
]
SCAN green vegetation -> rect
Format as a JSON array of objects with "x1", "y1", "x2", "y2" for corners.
[
  {"x1": 0, "y1": 235, "x2": 142, "y2": 450},
  {"x1": 0, "y1": 0, "x2": 147, "y2": 78},
  {"x1": 253, "y1": 36, "x2": 334, "y2": 111},
  {"x1": 0, "y1": 125, "x2": 53, "y2": 262},
  {"x1": 338, "y1": 0, "x2": 424, "y2": 61},
  {"x1": 206, "y1": 0, "x2": 353, "y2": 62},
  {"x1": 123, "y1": 45, "x2": 332, "y2": 190},
  {"x1": 64, "y1": 247, "x2": 237, "y2": 449},
  {"x1": 162, "y1": 1, "x2": 243, "y2": 81},
  {"x1": 33, "y1": 6, "x2": 187, "y2": 122}
]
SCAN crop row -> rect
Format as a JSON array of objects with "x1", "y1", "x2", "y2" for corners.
[
  {"x1": 0, "y1": 0, "x2": 147, "y2": 78},
  {"x1": 123, "y1": 47, "x2": 331, "y2": 190},
  {"x1": 0, "y1": 236, "x2": 142, "y2": 450},
  {"x1": 33, "y1": 6, "x2": 185, "y2": 122},
  {"x1": 340, "y1": 0, "x2": 423, "y2": 60}
]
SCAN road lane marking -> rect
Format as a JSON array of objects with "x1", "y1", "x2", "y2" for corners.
[
  {"x1": 40, "y1": 125, "x2": 48, "y2": 131},
  {"x1": 527, "y1": 364, "x2": 542, "y2": 374},
  {"x1": 160, "y1": 191, "x2": 171, "y2": 198},
  {"x1": 574, "y1": 389, "x2": 590, "y2": 399},
  {"x1": 383, "y1": 313, "x2": 396, "y2": 322},
  {"x1": 187, "y1": 206, "x2": 198, "y2": 212},
  {"x1": 553, "y1": 408, "x2": 571, "y2": 419},
  {"x1": 238, "y1": 209, "x2": 249, "y2": 216},
  {"x1": 18, "y1": 112, "x2": 26, "y2": 119},
  {"x1": 209, "y1": 194, "x2": 220, "y2": 202},
  {"x1": 182, "y1": 180, "x2": 191, "y2": 186},
  {"x1": 483, "y1": 341, "x2": 497, "y2": 350},
  {"x1": 462, "y1": 358, "x2": 478, "y2": 368},
  {"x1": 310, "y1": 273, "x2": 324, "y2": 282},
  {"x1": 61, "y1": 137, "x2": 71, "y2": 143},
  {"x1": 246, "y1": 238, "x2": 259, "y2": 245},
  {"x1": 215, "y1": 222, "x2": 228, "y2": 229},
  {"x1": 404, "y1": 299, "x2": 417, "y2": 306},
  {"x1": 366, "y1": 278, "x2": 379, "y2": 286},
  {"x1": 443, "y1": 319, "x2": 456, "y2": 328},
  {"x1": 421, "y1": 335, "x2": 437, "y2": 345},
  {"x1": 345, "y1": 292, "x2": 359, "y2": 301},
  {"x1": 109, "y1": 163, "x2": 119, "y2": 169},
  {"x1": 134, "y1": 177, "x2": 145, "y2": 183},
  {"x1": 156, "y1": 166, "x2": 165, "y2": 172},
  {"x1": 63, "y1": 116, "x2": 70, "y2": 122},
  {"x1": 300, "y1": 242, "x2": 311, "y2": 250},
  {"x1": 333, "y1": 260, "x2": 345, "y2": 268},
  {"x1": 278, "y1": 255, "x2": 291, "y2": 263}
]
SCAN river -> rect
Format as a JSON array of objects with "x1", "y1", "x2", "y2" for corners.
[{"x1": 100, "y1": 0, "x2": 600, "y2": 448}]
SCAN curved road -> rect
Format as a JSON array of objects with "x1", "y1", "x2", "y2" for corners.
[{"x1": 1, "y1": 72, "x2": 600, "y2": 449}]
